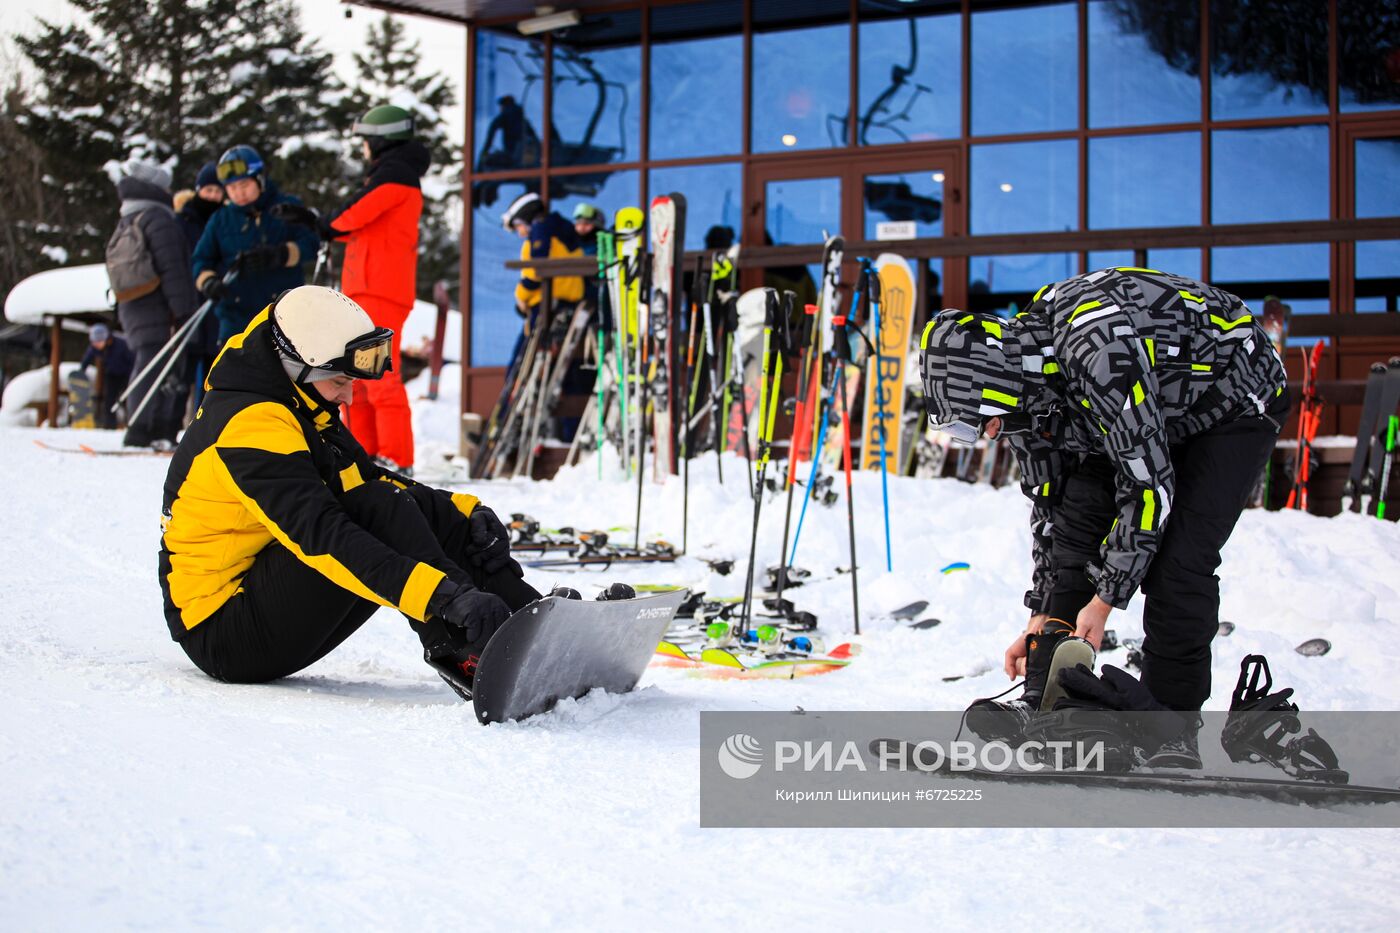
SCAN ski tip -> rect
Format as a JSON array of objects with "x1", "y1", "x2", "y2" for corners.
[
  {"x1": 940, "y1": 561, "x2": 971, "y2": 575},
  {"x1": 654, "y1": 641, "x2": 691, "y2": 660},
  {"x1": 699, "y1": 647, "x2": 746, "y2": 669},
  {"x1": 828, "y1": 643, "x2": 861, "y2": 660}
]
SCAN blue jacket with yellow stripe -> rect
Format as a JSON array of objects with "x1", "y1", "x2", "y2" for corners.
[{"x1": 158, "y1": 309, "x2": 478, "y2": 641}]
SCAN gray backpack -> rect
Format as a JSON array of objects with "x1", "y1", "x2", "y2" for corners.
[{"x1": 105, "y1": 208, "x2": 168, "y2": 302}]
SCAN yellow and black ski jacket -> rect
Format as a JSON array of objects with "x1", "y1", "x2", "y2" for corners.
[{"x1": 158, "y1": 308, "x2": 478, "y2": 641}]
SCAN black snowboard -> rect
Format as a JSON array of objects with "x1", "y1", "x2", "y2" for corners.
[
  {"x1": 869, "y1": 739, "x2": 1400, "y2": 805},
  {"x1": 469, "y1": 590, "x2": 687, "y2": 724}
]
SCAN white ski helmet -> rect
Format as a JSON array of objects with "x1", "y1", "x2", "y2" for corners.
[
  {"x1": 501, "y1": 191, "x2": 543, "y2": 229},
  {"x1": 270, "y1": 286, "x2": 394, "y2": 382}
]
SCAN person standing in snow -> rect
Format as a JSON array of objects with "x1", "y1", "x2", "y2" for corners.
[
  {"x1": 918, "y1": 267, "x2": 1287, "y2": 768},
  {"x1": 317, "y1": 105, "x2": 431, "y2": 475},
  {"x1": 174, "y1": 161, "x2": 225, "y2": 409},
  {"x1": 74, "y1": 323, "x2": 134, "y2": 430},
  {"x1": 160, "y1": 286, "x2": 540, "y2": 691},
  {"x1": 106, "y1": 159, "x2": 200, "y2": 448},
  {"x1": 192, "y1": 145, "x2": 320, "y2": 347}
]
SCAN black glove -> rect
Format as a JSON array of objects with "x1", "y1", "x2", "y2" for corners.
[
  {"x1": 236, "y1": 244, "x2": 290, "y2": 273},
  {"x1": 200, "y1": 276, "x2": 229, "y2": 302},
  {"x1": 269, "y1": 202, "x2": 319, "y2": 228},
  {"x1": 468, "y1": 505, "x2": 520, "y2": 576},
  {"x1": 430, "y1": 581, "x2": 511, "y2": 647},
  {"x1": 1057, "y1": 663, "x2": 1187, "y2": 745}
]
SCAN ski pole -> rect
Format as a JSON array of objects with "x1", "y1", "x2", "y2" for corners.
[
  {"x1": 862, "y1": 259, "x2": 894, "y2": 572},
  {"x1": 594, "y1": 232, "x2": 614, "y2": 479},
  {"x1": 834, "y1": 316, "x2": 861, "y2": 635},
  {"x1": 681, "y1": 255, "x2": 705, "y2": 555},
  {"x1": 739, "y1": 290, "x2": 780, "y2": 631},
  {"x1": 775, "y1": 300, "x2": 819, "y2": 601},
  {"x1": 704, "y1": 253, "x2": 729, "y2": 486},
  {"x1": 634, "y1": 257, "x2": 652, "y2": 551},
  {"x1": 125, "y1": 305, "x2": 204, "y2": 431}
]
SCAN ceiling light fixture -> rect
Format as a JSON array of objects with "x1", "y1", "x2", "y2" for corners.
[
  {"x1": 781, "y1": 134, "x2": 797, "y2": 147},
  {"x1": 518, "y1": 7, "x2": 581, "y2": 35}
]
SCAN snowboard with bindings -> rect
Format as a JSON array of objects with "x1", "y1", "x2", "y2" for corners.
[
  {"x1": 445, "y1": 589, "x2": 688, "y2": 724},
  {"x1": 653, "y1": 639, "x2": 860, "y2": 680}
]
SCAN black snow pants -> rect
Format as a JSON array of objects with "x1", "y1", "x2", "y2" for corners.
[
  {"x1": 1042, "y1": 410, "x2": 1281, "y2": 710},
  {"x1": 181, "y1": 481, "x2": 541, "y2": 684}
]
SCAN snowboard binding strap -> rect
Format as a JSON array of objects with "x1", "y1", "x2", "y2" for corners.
[{"x1": 1221, "y1": 654, "x2": 1348, "y2": 784}]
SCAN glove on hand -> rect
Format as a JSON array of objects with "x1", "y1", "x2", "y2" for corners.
[
  {"x1": 200, "y1": 276, "x2": 229, "y2": 302},
  {"x1": 1057, "y1": 663, "x2": 1187, "y2": 746},
  {"x1": 468, "y1": 505, "x2": 521, "y2": 576},
  {"x1": 236, "y1": 244, "x2": 290, "y2": 273},
  {"x1": 429, "y1": 581, "x2": 511, "y2": 647}
]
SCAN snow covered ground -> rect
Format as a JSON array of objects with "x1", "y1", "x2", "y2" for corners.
[{"x1": 4, "y1": 365, "x2": 1400, "y2": 929}]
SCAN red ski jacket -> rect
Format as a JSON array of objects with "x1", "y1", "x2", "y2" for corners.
[{"x1": 329, "y1": 141, "x2": 430, "y2": 307}]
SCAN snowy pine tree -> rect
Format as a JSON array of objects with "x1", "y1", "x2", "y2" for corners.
[{"x1": 341, "y1": 13, "x2": 461, "y2": 301}]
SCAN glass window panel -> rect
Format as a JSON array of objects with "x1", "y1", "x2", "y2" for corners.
[
  {"x1": 752, "y1": 22, "x2": 852, "y2": 153},
  {"x1": 1210, "y1": 0, "x2": 1327, "y2": 120},
  {"x1": 971, "y1": 140, "x2": 1078, "y2": 235},
  {"x1": 1088, "y1": 249, "x2": 1202, "y2": 280},
  {"x1": 765, "y1": 176, "x2": 840, "y2": 299},
  {"x1": 1339, "y1": 4, "x2": 1400, "y2": 112},
  {"x1": 471, "y1": 178, "x2": 539, "y2": 366},
  {"x1": 649, "y1": 164, "x2": 743, "y2": 252},
  {"x1": 550, "y1": 35, "x2": 641, "y2": 167},
  {"x1": 473, "y1": 32, "x2": 545, "y2": 172},
  {"x1": 548, "y1": 169, "x2": 641, "y2": 241},
  {"x1": 1088, "y1": 0, "x2": 1200, "y2": 128},
  {"x1": 856, "y1": 8, "x2": 960, "y2": 145},
  {"x1": 1089, "y1": 132, "x2": 1200, "y2": 229},
  {"x1": 968, "y1": 254, "x2": 1079, "y2": 314},
  {"x1": 1357, "y1": 242, "x2": 1400, "y2": 313},
  {"x1": 1356, "y1": 138, "x2": 1400, "y2": 219},
  {"x1": 864, "y1": 171, "x2": 944, "y2": 240},
  {"x1": 650, "y1": 34, "x2": 742, "y2": 159},
  {"x1": 971, "y1": 3, "x2": 1077, "y2": 136},
  {"x1": 1210, "y1": 243, "x2": 1330, "y2": 328},
  {"x1": 1211, "y1": 127, "x2": 1327, "y2": 224}
]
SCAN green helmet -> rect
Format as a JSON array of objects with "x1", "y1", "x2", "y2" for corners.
[{"x1": 353, "y1": 105, "x2": 415, "y2": 141}]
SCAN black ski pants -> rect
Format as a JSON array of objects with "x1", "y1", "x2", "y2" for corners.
[
  {"x1": 1043, "y1": 413, "x2": 1280, "y2": 710},
  {"x1": 181, "y1": 481, "x2": 541, "y2": 684},
  {"x1": 122, "y1": 340, "x2": 188, "y2": 446}
]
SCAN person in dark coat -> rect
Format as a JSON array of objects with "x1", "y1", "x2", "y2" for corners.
[
  {"x1": 175, "y1": 161, "x2": 225, "y2": 408},
  {"x1": 191, "y1": 145, "x2": 320, "y2": 346},
  {"x1": 75, "y1": 323, "x2": 135, "y2": 429},
  {"x1": 109, "y1": 160, "x2": 199, "y2": 448}
]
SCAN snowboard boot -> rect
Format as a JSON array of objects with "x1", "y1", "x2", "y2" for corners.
[
  {"x1": 550, "y1": 585, "x2": 583, "y2": 600},
  {"x1": 414, "y1": 617, "x2": 478, "y2": 702},
  {"x1": 1144, "y1": 722, "x2": 1202, "y2": 770},
  {"x1": 964, "y1": 617, "x2": 1076, "y2": 744},
  {"x1": 597, "y1": 582, "x2": 636, "y2": 601}
]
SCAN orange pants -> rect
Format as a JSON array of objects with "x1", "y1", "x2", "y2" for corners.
[{"x1": 345, "y1": 295, "x2": 414, "y2": 468}]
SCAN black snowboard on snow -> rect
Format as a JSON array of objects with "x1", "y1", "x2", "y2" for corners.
[
  {"x1": 464, "y1": 590, "x2": 687, "y2": 724},
  {"x1": 868, "y1": 739, "x2": 1400, "y2": 805}
]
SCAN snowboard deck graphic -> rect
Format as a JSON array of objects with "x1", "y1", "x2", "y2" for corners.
[
  {"x1": 652, "y1": 640, "x2": 860, "y2": 680},
  {"x1": 860, "y1": 253, "x2": 915, "y2": 473},
  {"x1": 464, "y1": 590, "x2": 688, "y2": 724},
  {"x1": 868, "y1": 739, "x2": 1400, "y2": 805}
]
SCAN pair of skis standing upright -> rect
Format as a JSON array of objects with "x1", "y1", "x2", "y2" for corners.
[{"x1": 1342, "y1": 356, "x2": 1400, "y2": 519}]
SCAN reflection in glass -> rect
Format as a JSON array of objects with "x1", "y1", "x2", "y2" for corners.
[
  {"x1": 473, "y1": 32, "x2": 545, "y2": 174},
  {"x1": 1356, "y1": 242, "x2": 1400, "y2": 312},
  {"x1": 971, "y1": 140, "x2": 1077, "y2": 235},
  {"x1": 650, "y1": 164, "x2": 742, "y2": 252},
  {"x1": 857, "y1": 10, "x2": 960, "y2": 145},
  {"x1": 1339, "y1": 3, "x2": 1400, "y2": 112},
  {"x1": 550, "y1": 40, "x2": 641, "y2": 166},
  {"x1": 752, "y1": 22, "x2": 851, "y2": 153},
  {"x1": 1211, "y1": 244, "x2": 1330, "y2": 322},
  {"x1": 650, "y1": 36, "x2": 742, "y2": 159},
  {"x1": 1089, "y1": 133, "x2": 1199, "y2": 229},
  {"x1": 863, "y1": 172, "x2": 943, "y2": 240},
  {"x1": 1210, "y1": 0, "x2": 1327, "y2": 120},
  {"x1": 968, "y1": 254, "x2": 1079, "y2": 314},
  {"x1": 1088, "y1": 0, "x2": 1199, "y2": 128},
  {"x1": 1088, "y1": 249, "x2": 1202, "y2": 280},
  {"x1": 765, "y1": 177, "x2": 840, "y2": 300},
  {"x1": 471, "y1": 179, "x2": 539, "y2": 366},
  {"x1": 972, "y1": 3, "x2": 1076, "y2": 136},
  {"x1": 1211, "y1": 127, "x2": 1327, "y2": 225},
  {"x1": 1355, "y1": 138, "x2": 1400, "y2": 314},
  {"x1": 549, "y1": 170, "x2": 641, "y2": 240}
]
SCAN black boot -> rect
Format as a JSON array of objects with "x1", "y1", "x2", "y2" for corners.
[
  {"x1": 1145, "y1": 720, "x2": 1202, "y2": 769},
  {"x1": 550, "y1": 585, "x2": 583, "y2": 600},
  {"x1": 965, "y1": 618, "x2": 1076, "y2": 743},
  {"x1": 597, "y1": 582, "x2": 636, "y2": 601}
]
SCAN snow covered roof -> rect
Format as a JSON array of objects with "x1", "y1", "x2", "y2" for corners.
[{"x1": 4, "y1": 264, "x2": 114, "y2": 324}]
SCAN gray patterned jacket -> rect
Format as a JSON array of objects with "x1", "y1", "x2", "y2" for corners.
[{"x1": 997, "y1": 268, "x2": 1287, "y2": 611}]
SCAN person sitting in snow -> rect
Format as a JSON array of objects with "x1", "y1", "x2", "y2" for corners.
[
  {"x1": 918, "y1": 267, "x2": 1287, "y2": 768},
  {"x1": 159, "y1": 285, "x2": 541, "y2": 692}
]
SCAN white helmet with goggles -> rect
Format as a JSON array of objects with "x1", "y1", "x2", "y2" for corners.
[{"x1": 271, "y1": 286, "x2": 394, "y2": 384}]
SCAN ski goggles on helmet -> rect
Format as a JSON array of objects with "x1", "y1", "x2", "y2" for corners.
[
  {"x1": 216, "y1": 156, "x2": 263, "y2": 183},
  {"x1": 928, "y1": 416, "x2": 982, "y2": 446},
  {"x1": 324, "y1": 328, "x2": 395, "y2": 380}
]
